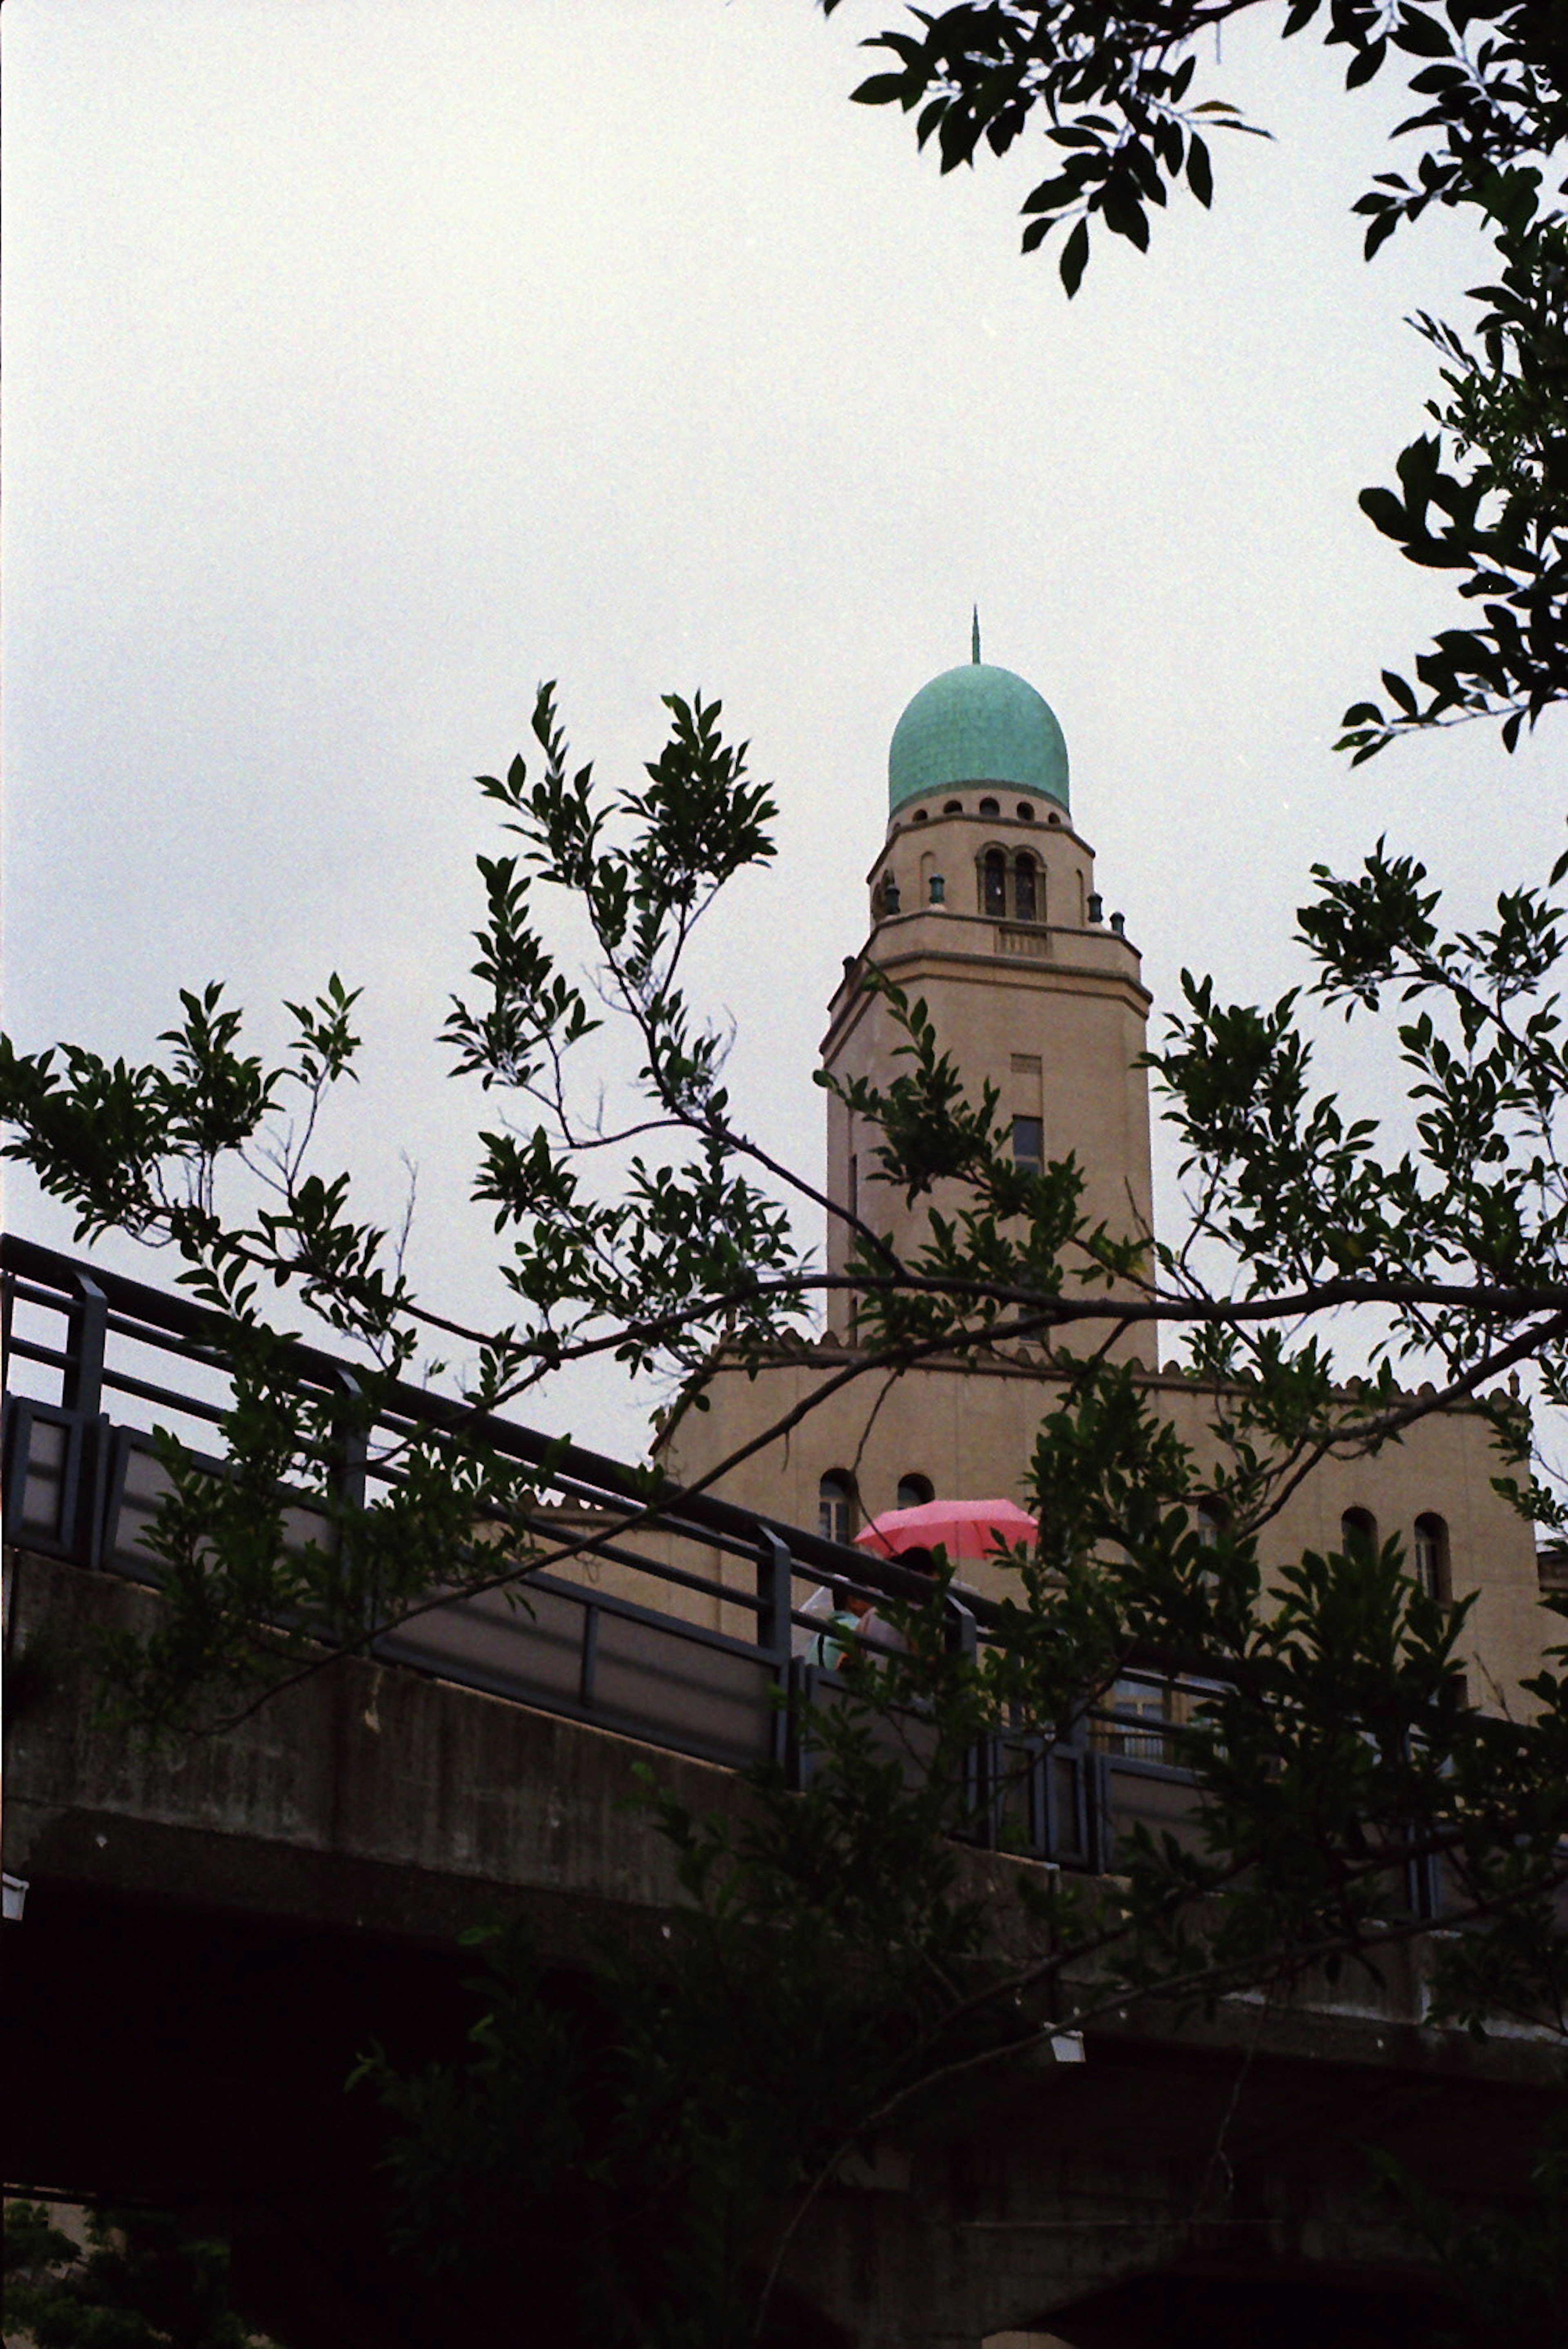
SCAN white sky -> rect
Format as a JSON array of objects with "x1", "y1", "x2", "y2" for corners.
[{"x1": 5, "y1": 0, "x2": 1564, "y2": 1457}]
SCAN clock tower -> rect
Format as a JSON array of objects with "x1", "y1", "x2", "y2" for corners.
[{"x1": 822, "y1": 630, "x2": 1154, "y2": 1360}]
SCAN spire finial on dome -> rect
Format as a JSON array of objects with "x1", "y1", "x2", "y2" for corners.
[{"x1": 971, "y1": 605, "x2": 981, "y2": 664}]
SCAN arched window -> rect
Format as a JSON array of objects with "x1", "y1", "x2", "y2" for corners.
[
  {"x1": 1194, "y1": 1499, "x2": 1226, "y2": 1595},
  {"x1": 1013, "y1": 853, "x2": 1039, "y2": 923},
  {"x1": 896, "y1": 1474, "x2": 934, "y2": 1510},
  {"x1": 1016, "y1": 800, "x2": 1036, "y2": 821},
  {"x1": 818, "y1": 1472, "x2": 855, "y2": 1546},
  {"x1": 981, "y1": 848, "x2": 1008, "y2": 916},
  {"x1": 913, "y1": 806, "x2": 929, "y2": 822},
  {"x1": 1341, "y1": 1506, "x2": 1378, "y2": 1555},
  {"x1": 1413, "y1": 1513, "x2": 1450, "y2": 1604},
  {"x1": 943, "y1": 798, "x2": 963, "y2": 815},
  {"x1": 978, "y1": 795, "x2": 1000, "y2": 816}
]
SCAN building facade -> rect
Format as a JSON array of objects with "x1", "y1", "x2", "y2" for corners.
[{"x1": 662, "y1": 637, "x2": 1549, "y2": 1703}]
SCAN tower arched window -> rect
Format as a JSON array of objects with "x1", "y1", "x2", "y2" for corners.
[
  {"x1": 1414, "y1": 1513, "x2": 1450, "y2": 1604},
  {"x1": 1013, "y1": 853, "x2": 1039, "y2": 923},
  {"x1": 1341, "y1": 1506, "x2": 1377, "y2": 1555},
  {"x1": 978, "y1": 795, "x2": 1000, "y2": 816},
  {"x1": 896, "y1": 1474, "x2": 933, "y2": 1511},
  {"x1": 981, "y1": 848, "x2": 1008, "y2": 916},
  {"x1": 818, "y1": 1472, "x2": 856, "y2": 1546},
  {"x1": 943, "y1": 799, "x2": 963, "y2": 815}
]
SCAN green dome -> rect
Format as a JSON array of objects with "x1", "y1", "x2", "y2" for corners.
[{"x1": 888, "y1": 661, "x2": 1069, "y2": 815}]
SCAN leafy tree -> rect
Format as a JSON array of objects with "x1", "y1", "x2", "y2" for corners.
[
  {"x1": 831, "y1": 0, "x2": 1568, "y2": 755},
  {"x1": 352, "y1": 1728, "x2": 997, "y2": 2348},
  {"x1": 2, "y1": 2202, "x2": 263, "y2": 2349},
  {"x1": 1372, "y1": 2120, "x2": 1568, "y2": 2347}
]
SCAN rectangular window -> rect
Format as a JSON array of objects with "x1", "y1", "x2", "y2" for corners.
[
  {"x1": 1099, "y1": 1677, "x2": 1168, "y2": 1761},
  {"x1": 1012, "y1": 1114, "x2": 1043, "y2": 1171}
]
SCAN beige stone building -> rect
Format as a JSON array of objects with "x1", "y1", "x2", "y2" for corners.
[{"x1": 660, "y1": 635, "x2": 1550, "y2": 1706}]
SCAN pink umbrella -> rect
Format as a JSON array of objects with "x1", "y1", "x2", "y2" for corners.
[{"x1": 855, "y1": 1496, "x2": 1038, "y2": 1562}]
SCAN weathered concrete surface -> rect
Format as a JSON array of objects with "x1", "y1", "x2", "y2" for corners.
[
  {"x1": 775, "y1": 2026, "x2": 1552, "y2": 2345},
  {"x1": 3, "y1": 1547, "x2": 768, "y2": 1955},
  {"x1": 5, "y1": 1549, "x2": 1564, "y2": 2349}
]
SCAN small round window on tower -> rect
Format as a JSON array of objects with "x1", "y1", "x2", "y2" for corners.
[
  {"x1": 1017, "y1": 801, "x2": 1036, "y2": 821},
  {"x1": 943, "y1": 799, "x2": 963, "y2": 815},
  {"x1": 913, "y1": 806, "x2": 929, "y2": 822},
  {"x1": 978, "y1": 795, "x2": 1000, "y2": 817}
]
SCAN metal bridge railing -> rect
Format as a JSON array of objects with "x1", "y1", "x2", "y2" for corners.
[{"x1": 1, "y1": 1232, "x2": 1250, "y2": 1880}]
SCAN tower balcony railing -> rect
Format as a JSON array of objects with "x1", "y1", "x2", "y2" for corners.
[{"x1": 2, "y1": 1234, "x2": 1421, "y2": 1903}]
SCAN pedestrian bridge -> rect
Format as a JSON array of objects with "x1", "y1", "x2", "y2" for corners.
[{"x1": 1, "y1": 1234, "x2": 1225, "y2": 1877}]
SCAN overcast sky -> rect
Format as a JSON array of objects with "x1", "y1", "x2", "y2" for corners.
[{"x1": 6, "y1": 1, "x2": 1564, "y2": 1456}]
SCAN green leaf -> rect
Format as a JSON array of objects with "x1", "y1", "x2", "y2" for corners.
[
  {"x1": 1059, "y1": 218, "x2": 1090, "y2": 298},
  {"x1": 1390, "y1": 7, "x2": 1454, "y2": 58},
  {"x1": 850, "y1": 71, "x2": 910, "y2": 108}
]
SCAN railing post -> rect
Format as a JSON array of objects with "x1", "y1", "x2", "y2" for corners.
[
  {"x1": 62, "y1": 1274, "x2": 107, "y2": 1419},
  {"x1": 1405, "y1": 1849, "x2": 1441, "y2": 1922},
  {"x1": 2, "y1": 1398, "x2": 34, "y2": 1549},
  {"x1": 61, "y1": 1277, "x2": 108, "y2": 1566},
  {"x1": 330, "y1": 1369, "x2": 370, "y2": 1515},
  {"x1": 1027, "y1": 1734, "x2": 1049, "y2": 1861},
  {"x1": 329, "y1": 1368, "x2": 371, "y2": 1622},
  {"x1": 755, "y1": 1529, "x2": 793, "y2": 1773},
  {"x1": 785, "y1": 1655, "x2": 812, "y2": 1792},
  {"x1": 1085, "y1": 1749, "x2": 1115, "y2": 1873},
  {"x1": 946, "y1": 1598, "x2": 992, "y2": 1841}
]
